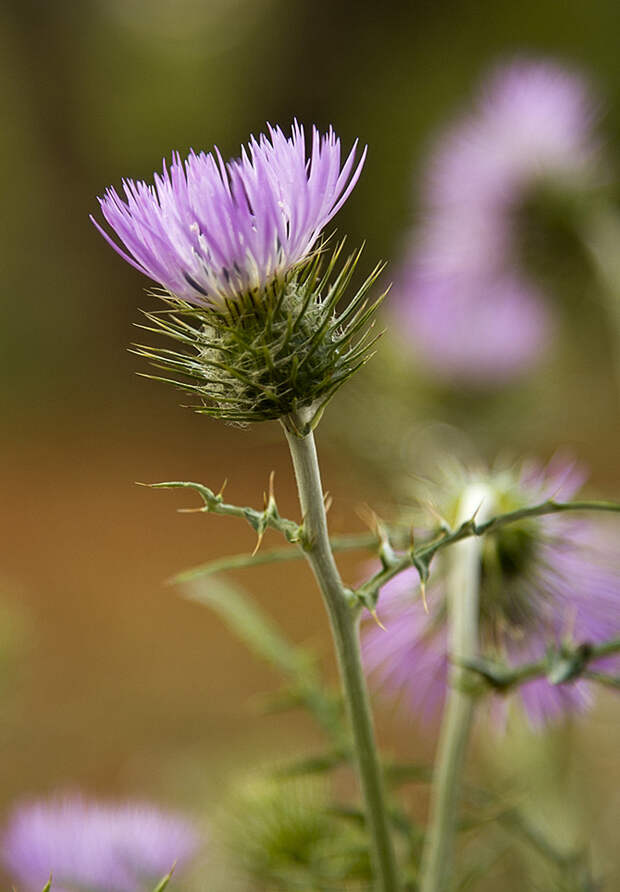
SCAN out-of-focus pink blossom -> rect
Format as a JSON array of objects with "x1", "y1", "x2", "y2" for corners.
[
  {"x1": 363, "y1": 458, "x2": 620, "y2": 728},
  {"x1": 2, "y1": 795, "x2": 203, "y2": 892},
  {"x1": 396, "y1": 60, "x2": 602, "y2": 385}
]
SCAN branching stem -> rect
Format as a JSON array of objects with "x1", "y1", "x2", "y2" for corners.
[
  {"x1": 463, "y1": 637, "x2": 620, "y2": 691},
  {"x1": 357, "y1": 498, "x2": 620, "y2": 607}
]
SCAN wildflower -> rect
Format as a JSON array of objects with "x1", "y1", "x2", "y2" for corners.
[
  {"x1": 2, "y1": 795, "x2": 202, "y2": 892},
  {"x1": 395, "y1": 60, "x2": 602, "y2": 385},
  {"x1": 427, "y1": 61, "x2": 599, "y2": 210},
  {"x1": 92, "y1": 123, "x2": 366, "y2": 308},
  {"x1": 363, "y1": 458, "x2": 620, "y2": 728},
  {"x1": 92, "y1": 124, "x2": 382, "y2": 425},
  {"x1": 397, "y1": 273, "x2": 548, "y2": 383}
]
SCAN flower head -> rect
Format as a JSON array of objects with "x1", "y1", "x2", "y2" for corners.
[
  {"x1": 92, "y1": 124, "x2": 382, "y2": 426},
  {"x1": 92, "y1": 122, "x2": 366, "y2": 307},
  {"x1": 363, "y1": 457, "x2": 620, "y2": 728},
  {"x1": 395, "y1": 59, "x2": 602, "y2": 385},
  {"x1": 2, "y1": 795, "x2": 203, "y2": 892}
]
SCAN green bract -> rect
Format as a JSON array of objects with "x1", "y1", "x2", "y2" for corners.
[{"x1": 134, "y1": 243, "x2": 386, "y2": 427}]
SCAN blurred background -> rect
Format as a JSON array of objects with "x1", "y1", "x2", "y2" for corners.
[{"x1": 1, "y1": 0, "x2": 619, "y2": 888}]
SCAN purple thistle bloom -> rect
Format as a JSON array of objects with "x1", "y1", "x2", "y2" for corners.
[
  {"x1": 91, "y1": 122, "x2": 366, "y2": 306},
  {"x1": 363, "y1": 458, "x2": 620, "y2": 728},
  {"x1": 2, "y1": 795, "x2": 203, "y2": 892},
  {"x1": 395, "y1": 59, "x2": 601, "y2": 385},
  {"x1": 426, "y1": 61, "x2": 599, "y2": 210},
  {"x1": 399, "y1": 273, "x2": 549, "y2": 384}
]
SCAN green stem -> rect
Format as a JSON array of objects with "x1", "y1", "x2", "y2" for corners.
[
  {"x1": 420, "y1": 483, "x2": 494, "y2": 892},
  {"x1": 282, "y1": 409, "x2": 400, "y2": 892}
]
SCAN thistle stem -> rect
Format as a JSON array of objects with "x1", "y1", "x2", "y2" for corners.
[
  {"x1": 282, "y1": 410, "x2": 400, "y2": 892},
  {"x1": 420, "y1": 483, "x2": 494, "y2": 892}
]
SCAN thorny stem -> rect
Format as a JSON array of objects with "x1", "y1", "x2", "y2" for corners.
[
  {"x1": 142, "y1": 478, "x2": 302, "y2": 544},
  {"x1": 420, "y1": 483, "x2": 495, "y2": 892},
  {"x1": 282, "y1": 408, "x2": 400, "y2": 892},
  {"x1": 464, "y1": 637, "x2": 620, "y2": 691},
  {"x1": 357, "y1": 498, "x2": 620, "y2": 607},
  {"x1": 167, "y1": 499, "x2": 620, "y2": 590}
]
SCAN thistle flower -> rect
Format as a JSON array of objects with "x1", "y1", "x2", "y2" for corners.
[
  {"x1": 2, "y1": 795, "x2": 202, "y2": 892},
  {"x1": 92, "y1": 123, "x2": 383, "y2": 425},
  {"x1": 395, "y1": 60, "x2": 602, "y2": 385},
  {"x1": 426, "y1": 61, "x2": 599, "y2": 210},
  {"x1": 363, "y1": 458, "x2": 620, "y2": 728},
  {"x1": 92, "y1": 123, "x2": 366, "y2": 308},
  {"x1": 398, "y1": 273, "x2": 549, "y2": 383}
]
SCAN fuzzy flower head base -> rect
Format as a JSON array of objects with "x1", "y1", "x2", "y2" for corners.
[
  {"x1": 93, "y1": 124, "x2": 383, "y2": 426},
  {"x1": 2, "y1": 795, "x2": 202, "y2": 892},
  {"x1": 363, "y1": 458, "x2": 620, "y2": 729}
]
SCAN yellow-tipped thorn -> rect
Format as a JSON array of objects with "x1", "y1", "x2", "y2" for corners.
[
  {"x1": 217, "y1": 478, "x2": 228, "y2": 498},
  {"x1": 470, "y1": 499, "x2": 485, "y2": 524},
  {"x1": 420, "y1": 580, "x2": 429, "y2": 615},
  {"x1": 370, "y1": 608, "x2": 386, "y2": 631},
  {"x1": 262, "y1": 470, "x2": 277, "y2": 511},
  {"x1": 177, "y1": 506, "x2": 205, "y2": 514},
  {"x1": 252, "y1": 529, "x2": 266, "y2": 557}
]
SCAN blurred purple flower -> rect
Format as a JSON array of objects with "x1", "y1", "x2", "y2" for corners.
[
  {"x1": 396, "y1": 60, "x2": 601, "y2": 384},
  {"x1": 427, "y1": 61, "x2": 599, "y2": 209},
  {"x1": 2, "y1": 795, "x2": 203, "y2": 892},
  {"x1": 91, "y1": 122, "x2": 366, "y2": 307},
  {"x1": 363, "y1": 458, "x2": 620, "y2": 728},
  {"x1": 399, "y1": 274, "x2": 549, "y2": 384}
]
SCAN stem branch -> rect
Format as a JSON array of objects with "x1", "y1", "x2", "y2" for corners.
[
  {"x1": 357, "y1": 498, "x2": 620, "y2": 606},
  {"x1": 463, "y1": 636, "x2": 620, "y2": 691}
]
